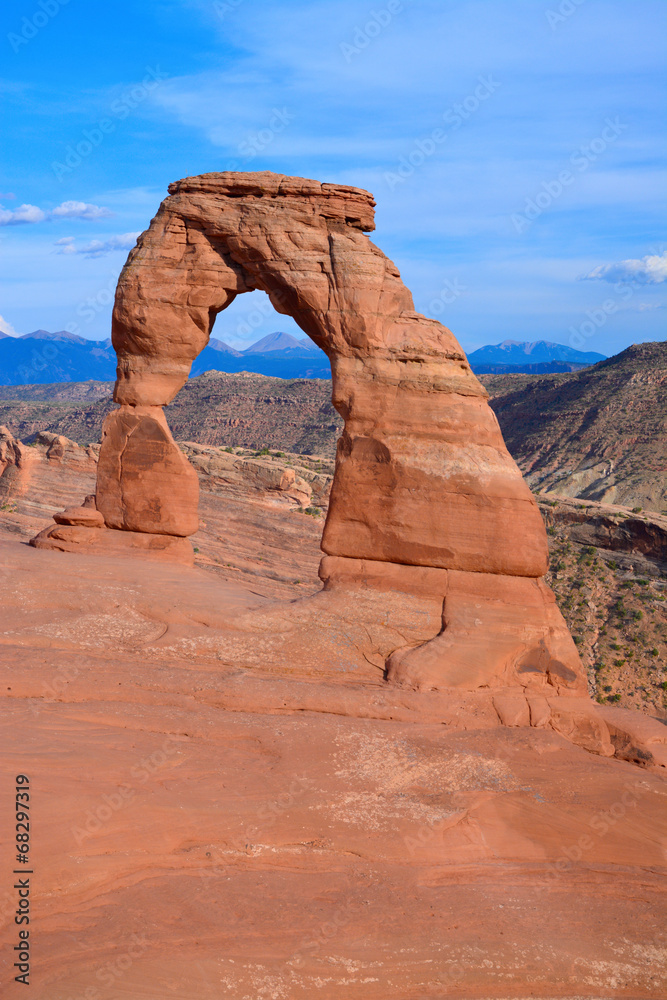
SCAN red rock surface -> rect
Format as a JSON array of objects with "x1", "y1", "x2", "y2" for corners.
[{"x1": 1, "y1": 536, "x2": 666, "y2": 998}]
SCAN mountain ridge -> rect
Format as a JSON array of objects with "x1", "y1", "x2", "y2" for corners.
[
  {"x1": 468, "y1": 339, "x2": 606, "y2": 366},
  {"x1": 1, "y1": 332, "x2": 610, "y2": 384}
]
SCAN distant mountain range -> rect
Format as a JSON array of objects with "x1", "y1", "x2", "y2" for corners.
[
  {"x1": 467, "y1": 340, "x2": 606, "y2": 373},
  {"x1": 191, "y1": 331, "x2": 329, "y2": 378},
  {"x1": 0, "y1": 330, "x2": 329, "y2": 385},
  {"x1": 0, "y1": 331, "x2": 606, "y2": 385},
  {"x1": 0, "y1": 330, "x2": 116, "y2": 385}
]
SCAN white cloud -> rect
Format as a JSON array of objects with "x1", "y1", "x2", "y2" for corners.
[
  {"x1": 54, "y1": 232, "x2": 140, "y2": 258},
  {"x1": 581, "y1": 251, "x2": 667, "y2": 285},
  {"x1": 0, "y1": 203, "x2": 46, "y2": 225},
  {"x1": 0, "y1": 201, "x2": 112, "y2": 226},
  {"x1": 49, "y1": 200, "x2": 113, "y2": 221},
  {"x1": 54, "y1": 236, "x2": 76, "y2": 255},
  {"x1": 0, "y1": 312, "x2": 18, "y2": 336}
]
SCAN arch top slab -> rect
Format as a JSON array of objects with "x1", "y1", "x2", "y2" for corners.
[{"x1": 111, "y1": 170, "x2": 479, "y2": 407}]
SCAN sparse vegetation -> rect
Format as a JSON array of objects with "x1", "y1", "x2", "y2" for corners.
[{"x1": 542, "y1": 497, "x2": 667, "y2": 718}]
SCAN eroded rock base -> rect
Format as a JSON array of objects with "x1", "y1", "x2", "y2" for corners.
[
  {"x1": 321, "y1": 555, "x2": 586, "y2": 694},
  {"x1": 30, "y1": 522, "x2": 194, "y2": 564}
]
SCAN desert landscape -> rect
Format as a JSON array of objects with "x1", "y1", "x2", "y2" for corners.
[{"x1": 0, "y1": 168, "x2": 665, "y2": 1000}]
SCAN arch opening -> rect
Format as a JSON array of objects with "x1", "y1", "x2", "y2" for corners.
[{"x1": 189, "y1": 288, "x2": 330, "y2": 381}]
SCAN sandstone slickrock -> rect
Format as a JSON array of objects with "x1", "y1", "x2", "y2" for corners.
[
  {"x1": 1, "y1": 537, "x2": 666, "y2": 997},
  {"x1": 32, "y1": 171, "x2": 585, "y2": 699},
  {"x1": 1, "y1": 424, "x2": 97, "y2": 515}
]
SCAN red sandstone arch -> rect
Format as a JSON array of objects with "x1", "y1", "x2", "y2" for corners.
[{"x1": 33, "y1": 172, "x2": 586, "y2": 694}]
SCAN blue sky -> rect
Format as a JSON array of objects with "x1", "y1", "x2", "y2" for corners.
[{"x1": 1, "y1": 0, "x2": 665, "y2": 356}]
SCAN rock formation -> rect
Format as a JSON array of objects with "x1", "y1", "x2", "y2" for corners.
[{"x1": 32, "y1": 171, "x2": 585, "y2": 695}]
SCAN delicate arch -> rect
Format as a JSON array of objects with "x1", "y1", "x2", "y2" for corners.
[
  {"x1": 33, "y1": 171, "x2": 586, "y2": 694},
  {"x1": 104, "y1": 171, "x2": 548, "y2": 577}
]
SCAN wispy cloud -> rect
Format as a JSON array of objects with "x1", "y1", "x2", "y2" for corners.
[
  {"x1": 581, "y1": 251, "x2": 667, "y2": 285},
  {"x1": 0, "y1": 313, "x2": 18, "y2": 336},
  {"x1": 54, "y1": 232, "x2": 140, "y2": 258},
  {"x1": 0, "y1": 201, "x2": 112, "y2": 226}
]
